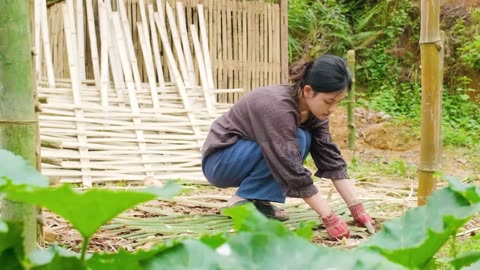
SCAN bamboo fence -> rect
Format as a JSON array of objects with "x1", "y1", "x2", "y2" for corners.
[
  {"x1": 34, "y1": 0, "x2": 249, "y2": 186},
  {"x1": 41, "y1": 0, "x2": 288, "y2": 103}
]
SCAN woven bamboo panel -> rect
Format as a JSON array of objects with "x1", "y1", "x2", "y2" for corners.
[
  {"x1": 42, "y1": 0, "x2": 288, "y2": 103},
  {"x1": 35, "y1": 0, "x2": 241, "y2": 186}
]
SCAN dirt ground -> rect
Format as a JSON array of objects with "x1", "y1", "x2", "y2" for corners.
[{"x1": 43, "y1": 107, "x2": 480, "y2": 252}]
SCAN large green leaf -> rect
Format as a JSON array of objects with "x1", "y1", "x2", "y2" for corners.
[
  {"x1": 444, "y1": 176, "x2": 480, "y2": 203},
  {"x1": 0, "y1": 221, "x2": 23, "y2": 267},
  {"x1": 223, "y1": 233, "x2": 406, "y2": 270},
  {"x1": 450, "y1": 251, "x2": 480, "y2": 270},
  {"x1": 87, "y1": 244, "x2": 174, "y2": 270},
  {"x1": 0, "y1": 220, "x2": 20, "y2": 254},
  {"x1": 462, "y1": 260, "x2": 480, "y2": 270},
  {"x1": 141, "y1": 240, "x2": 224, "y2": 270},
  {"x1": 362, "y1": 187, "x2": 480, "y2": 268},
  {"x1": 30, "y1": 247, "x2": 84, "y2": 270},
  {"x1": 0, "y1": 150, "x2": 48, "y2": 187},
  {"x1": 5, "y1": 182, "x2": 181, "y2": 240},
  {"x1": 221, "y1": 203, "x2": 292, "y2": 236},
  {"x1": 0, "y1": 249, "x2": 24, "y2": 270}
]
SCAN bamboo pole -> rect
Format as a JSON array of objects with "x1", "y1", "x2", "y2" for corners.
[
  {"x1": 279, "y1": 0, "x2": 288, "y2": 83},
  {"x1": 0, "y1": 0, "x2": 38, "y2": 253},
  {"x1": 347, "y1": 50, "x2": 356, "y2": 150},
  {"x1": 418, "y1": 0, "x2": 443, "y2": 206}
]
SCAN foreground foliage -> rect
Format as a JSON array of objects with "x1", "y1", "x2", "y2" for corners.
[{"x1": 0, "y1": 150, "x2": 479, "y2": 269}]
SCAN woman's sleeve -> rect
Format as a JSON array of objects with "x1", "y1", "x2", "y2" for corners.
[
  {"x1": 248, "y1": 101, "x2": 318, "y2": 198},
  {"x1": 309, "y1": 118, "x2": 349, "y2": 180}
]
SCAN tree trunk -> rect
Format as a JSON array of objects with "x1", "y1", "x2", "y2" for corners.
[
  {"x1": 418, "y1": 0, "x2": 443, "y2": 206},
  {"x1": 0, "y1": 0, "x2": 38, "y2": 253}
]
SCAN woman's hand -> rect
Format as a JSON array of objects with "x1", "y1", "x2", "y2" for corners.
[
  {"x1": 332, "y1": 179, "x2": 376, "y2": 233},
  {"x1": 304, "y1": 192, "x2": 350, "y2": 239},
  {"x1": 349, "y1": 203, "x2": 376, "y2": 233}
]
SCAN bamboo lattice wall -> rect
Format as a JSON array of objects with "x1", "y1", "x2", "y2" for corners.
[{"x1": 43, "y1": 0, "x2": 288, "y2": 103}]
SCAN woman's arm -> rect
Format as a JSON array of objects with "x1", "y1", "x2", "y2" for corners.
[
  {"x1": 331, "y1": 178, "x2": 361, "y2": 206},
  {"x1": 303, "y1": 191, "x2": 332, "y2": 217}
]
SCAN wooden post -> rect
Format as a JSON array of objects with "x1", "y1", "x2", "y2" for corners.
[
  {"x1": 0, "y1": 0, "x2": 39, "y2": 253},
  {"x1": 347, "y1": 50, "x2": 356, "y2": 150},
  {"x1": 418, "y1": 0, "x2": 443, "y2": 206},
  {"x1": 279, "y1": 0, "x2": 288, "y2": 83}
]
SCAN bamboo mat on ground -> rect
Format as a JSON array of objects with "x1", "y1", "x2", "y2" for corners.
[{"x1": 102, "y1": 197, "x2": 394, "y2": 250}]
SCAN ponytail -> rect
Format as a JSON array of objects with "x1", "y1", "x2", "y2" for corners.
[{"x1": 288, "y1": 60, "x2": 313, "y2": 98}]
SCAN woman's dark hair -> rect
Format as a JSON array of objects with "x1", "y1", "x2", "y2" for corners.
[{"x1": 289, "y1": 55, "x2": 352, "y2": 97}]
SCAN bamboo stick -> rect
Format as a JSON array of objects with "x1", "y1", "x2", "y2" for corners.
[
  {"x1": 98, "y1": 1, "x2": 110, "y2": 109},
  {"x1": 62, "y1": 3, "x2": 93, "y2": 186},
  {"x1": 104, "y1": 0, "x2": 126, "y2": 104},
  {"x1": 176, "y1": 2, "x2": 197, "y2": 87},
  {"x1": 112, "y1": 12, "x2": 154, "y2": 179},
  {"x1": 40, "y1": 0, "x2": 56, "y2": 87},
  {"x1": 197, "y1": 4, "x2": 215, "y2": 95},
  {"x1": 35, "y1": 0, "x2": 42, "y2": 81},
  {"x1": 190, "y1": 25, "x2": 214, "y2": 114},
  {"x1": 347, "y1": 50, "x2": 356, "y2": 150},
  {"x1": 165, "y1": 2, "x2": 190, "y2": 86},
  {"x1": 137, "y1": 23, "x2": 160, "y2": 109},
  {"x1": 147, "y1": 4, "x2": 166, "y2": 90},
  {"x1": 85, "y1": 0, "x2": 101, "y2": 87},
  {"x1": 154, "y1": 12, "x2": 203, "y2": 147},
  {"x1": 117, "y1": 0, "x2": 143, "y2": 91},
  {"x1": 75, "y1": 0, "x2": 85, "y2": 80},
  {"x1": 418, "y1": 0, "x2": 442, "y2": 206}
]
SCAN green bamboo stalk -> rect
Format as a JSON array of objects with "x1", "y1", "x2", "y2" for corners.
[
  {"x1": 0, "y1": 0, "x2": 38, "y2": 253},
  {"x1": 347, "y1": 50, "x2": 356, "y2": 150},
  {"x1": 418, "y1": 0, "x2": 443, "y2": 206}
]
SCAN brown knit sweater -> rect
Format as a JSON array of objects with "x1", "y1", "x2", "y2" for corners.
[{"x1": 202, "y1": 84, "x2": 349, "y2": 198}]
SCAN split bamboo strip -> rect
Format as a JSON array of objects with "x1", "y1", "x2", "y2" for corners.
[
  {"x1": 137, "y1": 23, "x2": 160, "y2": 109},
  {"x1": 62, "y1": 3, "x2": 93, "y2": 186},
  {"x1": 154, "y1": 12, "x2": 203, "y2": 147},
  {"x1": 165, "y1": 2, "x2": 190, "y2": 86},
  {"x1": 35, "y1": 0, "x2": 42, "y2": 80},
  {"x1": 112, "y1": 12, "x2": 155, "y2": 178},
  {"x1": 98, "y1": 1, "x2": 110, "y2": 109},
  {"x1": 75, "y1": 0, "x2": 86, "y2": 80},
  {"x1": 147, "y1": 4, "x2": 166, "y2": 90},
  {"x1": 85, "y1": 0, "x2": 101, "y2": 87},
  {"x1": 190, "y1": 25, "x2": 214, "y2": 114},
  {"x1": 104, "y1": 0, "x2": 126, "y2": 104},
  {"x1": 40, "y1": 0, "x2": 56, "y2": 87},
  {"x1": 117, "y1": 0, "x2": 143, "y2": 91},
  {"x1": 176, "y1": 2, "x2": 197, "y2": 87},
  {"x1": 197, "y1": 4, "x2": 215, "y2": 102}
]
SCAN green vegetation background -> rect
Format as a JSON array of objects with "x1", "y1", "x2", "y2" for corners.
[{"x1": 288, "y1": 0, "x2": 480, "y2": 147}]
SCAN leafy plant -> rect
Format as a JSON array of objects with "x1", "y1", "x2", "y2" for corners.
[
  {"x1": 288, "y1": 0, "x2": 352, "y2": 61},
  {"x1": 1, "y1": 150, "x2": 480, "y2": 269}
]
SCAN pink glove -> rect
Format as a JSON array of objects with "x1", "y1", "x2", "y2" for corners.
[
  {"x1": 349, "y1": 203, "x2": 376, "y2": 233},
  {"x1": 321, "y1": 212, "x2": 350, "y2": 240}
]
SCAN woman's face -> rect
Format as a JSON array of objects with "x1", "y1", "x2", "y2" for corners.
[{"x1": 303, "y1": 85, "x2": 347, "y2": 120}]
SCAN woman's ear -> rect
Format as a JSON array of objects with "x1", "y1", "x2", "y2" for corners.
[{"x1": 303, "y1": 85, "x2": 314, "y2": 98}]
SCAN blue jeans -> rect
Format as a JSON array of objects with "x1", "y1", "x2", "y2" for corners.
[{"x1": 202, "y1": 128, "x2": 312, "y2": 203}]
